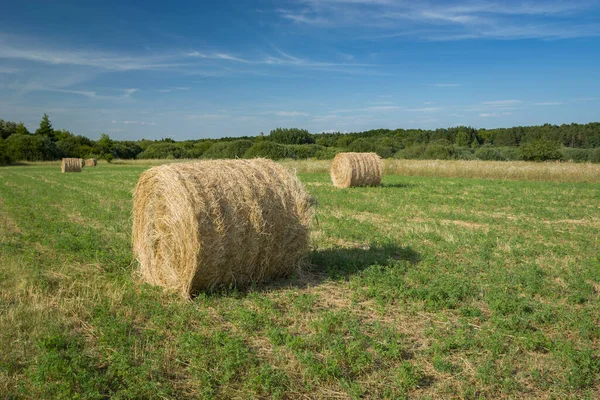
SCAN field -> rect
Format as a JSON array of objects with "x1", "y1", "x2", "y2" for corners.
[{"x1": 1, "y1": 160, "x2": 599, "y2": 399}]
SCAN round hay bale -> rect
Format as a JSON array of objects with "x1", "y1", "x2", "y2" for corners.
[
  {"x1": 85, "y1": 158, "x2": 97, "y2": 167},
  {"x1": 61, "y1": 158, "x2": 82, "y2": 173},
  {"x1": 132, "y1": 158, "x2": 313, "y2": 298},
  {"x1": 79, "y1": 158, "x2": 85, "y2": 168},
  {"x1": 330, "y1": 152, "x2": 382, "y2": 188}
]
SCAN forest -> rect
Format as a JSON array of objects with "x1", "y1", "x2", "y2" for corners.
[{"x1": 1, "y1": 114, "x2": 599, "y2": 165}]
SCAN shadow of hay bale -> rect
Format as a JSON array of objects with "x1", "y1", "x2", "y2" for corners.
[
  {"x1": 309, "y1": 244, "x2": 420, "y2": 279},
  {"x1": 192, "y1": 244, "x2": 420, "y2": 298},
  {"x1": 381, "y1": 182, "x2": 418, "y2": 189}
]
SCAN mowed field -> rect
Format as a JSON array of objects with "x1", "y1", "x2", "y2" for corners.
[{"x1": 1, "y1": 161, "x2": 599, "y2": 399}]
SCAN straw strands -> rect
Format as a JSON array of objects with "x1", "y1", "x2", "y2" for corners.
[
  {"x1": 61, "y1": 158, "x2": 82, "y2": 173},
  {"x1": 330, "y1": 152, "x2": 383, "y2": 188},
  {"x1": 132, "y1": 158, "x2": 314, "y2": 298}
]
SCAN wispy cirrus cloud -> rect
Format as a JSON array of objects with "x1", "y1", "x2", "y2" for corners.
[
  {"x1": 480, "y1": 112, "x2": 512, "y2": 117},
  {"x1": 533, "y1": 101, "x2": 564, "y2": 106},
  {"x1": 278, "y1": 0, "x2": 600, "y2": 40},
  {"x1": 274, "y1": 111, "x2": 309, "y2": 116},
  {"x1": 482, "y1": 99, "x2": 522, "y2": 106}
]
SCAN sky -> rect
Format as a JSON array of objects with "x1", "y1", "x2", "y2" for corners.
[{"x1": 1, "y1": 0, "x2": 599, "y2": 140}]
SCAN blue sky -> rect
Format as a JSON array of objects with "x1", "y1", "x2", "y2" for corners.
[{"x1": 1, "y1": 0, "x2": 599, "y2": 140}]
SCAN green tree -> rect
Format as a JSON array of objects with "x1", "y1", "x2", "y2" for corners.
[
  {"x1": 96, "y1": 133, "x2": 113, "y2": 157},
  {"x1": 519, "y1": 139, "x2": 562, "y2": 162},
  {"x1": 15, "y1": 122, "x2": 29, "y2": 135},
  {"x1": 268, "y1": 128, "x2": 314, "y2": 145},
  {"x1": 35, "y1": 114, "x2": 55, "y2": 139},
  {"x1": 455, "y1": 130, "x2": 470, "y2": 147}
]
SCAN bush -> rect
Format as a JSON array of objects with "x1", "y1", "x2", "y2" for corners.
[
  {"x1": 453, "y1": 148, "x2": 476, "y2": 160},
  {"x1": 0, "y1": 138, "x2": 12, "y2": 164},
  {"x1": 475, "y1": 147, "x2": 506, "y2": 161},
  {"x1": 591, "y1": 148, "x2": 600, "y2": 163},
  {"x1": 394, "y1": 145, "x2": 426, "y2": 159},
  {"x1": 284, "y1": 144, "x2": 324, "y2": 159},
  {"x1": 137, "y1": 143, "x2": 185, "y2": 159},
  {"x1": 186, "y1": 141, "x2": 213, "y2": 158},
  {"x1": 5, "y1": 134, "x2": 61, "y2": 161},
  {"x1": 243, "y1": 141, "x2": 288, "y2": 160},
  {"x1": 519, "y1": 139, "x2": 563, "y2": 162},
  {"x1": 495, "y1": 147, "x2": 522, "y2": 161},
  {"x1": 348, "y1": 138, "x2": 377, "y2": 153},
  {"x1": 268, "y1": 128, "x2": 314, "y2": 145},
  {"x1": 203, "y1": 140, "x2": 253, "y2": 159},
  {"x1": 315, "y1": 147, "x2": 342, "y2": 160},
  {"x1": 421, "y1": 144, "x2": 453, "y2": 160},
  {"x1": 562, "y1": 148, "x2": 591, "y2": 163}
]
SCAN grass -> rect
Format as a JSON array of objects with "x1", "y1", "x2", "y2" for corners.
[{"x1": 1, "y1": 160, "x2": 599, "y2": 399}]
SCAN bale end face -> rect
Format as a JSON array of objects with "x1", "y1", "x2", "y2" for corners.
[
  {"x1": 61, "y1": 158, "x2": 83, "y2": 173},
  {"x1": 330, "y1": 152, "x2": 383, "y2": 188},
  {"x1": 132, "y1": 159, "x2": 313, "y2": 298}
]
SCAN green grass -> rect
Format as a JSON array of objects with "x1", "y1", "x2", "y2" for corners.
[{"x1": 1, "y1": 162, "x2": 599, "y2": 399}]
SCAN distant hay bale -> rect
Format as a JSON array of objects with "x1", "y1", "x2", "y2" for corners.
[
  {"x1": 61, "y1": 158, "x2": 82, "y2": 173},
  {"x1": 330, "y1": 152, "x2": 383, "y2": 188},
  {"x1": 85, "y1": 158, "x2": 97, "y2": 167},
  {"x1": 132, "y1": 158, "x2": 313, "y2": 298}
]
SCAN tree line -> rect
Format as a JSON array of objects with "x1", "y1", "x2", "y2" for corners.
[{"x1": 1, "y1": 114, "x2": 599, "y2": 165}]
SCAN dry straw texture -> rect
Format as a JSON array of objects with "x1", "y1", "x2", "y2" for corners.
[
  {"x1": 85, "y1": 158, "x2": 97, "y2": 167},
  {"x1": 132, "y1": 158, "x2": 313, "y2": 298},
  {"x1": 330, "y1": 152, "x2": 383, "y2": 188},
  {"x1": 61, "y1": 158, "x2": 82, "y2": 173}
]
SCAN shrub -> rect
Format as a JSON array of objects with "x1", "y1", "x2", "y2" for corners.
[
  {"x1": 421, "y1": 144, "x2": 453, "y2": 160},
  {"x1": 475, "y1": 147, "x2": 506, "y2": 161},
  {"x1": 243, "y1": 141, "x2": 288, "y2": 160},
  {"x1": 137, "y1": 143, "x2": 185, "y2": 159},
  {"x1": 591, "y1": 148, "x2": 600, "y2": 163},
  {"x1": 315, "y1": 147, "x2": 342, "y2": 160},
  {"x1": 284, "y1": 144, "x2": 325, "y2": 159},
  {"x1": 519, "y1": 139, "x2": 563, "y2": 162},
  {"x1": 348, "y1": 138, "x2": 377, "y2": 153},
  {"x1": 495, "y1": 147, "x2": 522, "y2": 161},
  {"x1": 394, "y1": 145, "x2": 426, "y2": 159},
  {"x1": 268, "y1": 128, "x2": 314, "y2": 145},
  {"x1": 453, "y1": 148, "x2": 476, "y2": 160},
  {"x1": 5, "y1": 134, "x2": 61, "y2": 161},
  {"x1": 562, "y1": 148, "x2": 591, "y2": 163},
  {"x1": 0, "y1": 138, "x2": 12, "y2": 164},
  {"x1": 203, "y1": 140, "x2": 253, "y2": 159}
]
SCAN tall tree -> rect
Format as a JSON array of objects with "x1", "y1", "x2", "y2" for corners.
[{"x1": 35, "y1": 114, "x2": 55, "y2": 140}]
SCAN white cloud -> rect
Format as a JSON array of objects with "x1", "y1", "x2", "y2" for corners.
[
  {"x1": 480, "y1": 111, "x2": 512, "y2": 117},
  {"x1": 482, "y1": 100, "x2": 522, "y2": 106},
  {"x1": 533, "y1": 101, "x2": 564, "y2": 106},
  {"x1": 404, "y1": 106, "x2": 441, "y2": 112},
  {"x1": 274, "y1": 111, "x2": 309, "y2": 116},
  {"x1": 278, "y1": 1, "x2": 600, "y2": 40}
]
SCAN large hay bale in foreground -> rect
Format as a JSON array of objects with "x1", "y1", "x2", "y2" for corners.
[
  {"x1": 61, "y1": 158, "x2": 82, "y2": 173},
  {"x1": 132, "y1": 159, "x2": 313, "y2": 298},
  {"x1": 85, "y1": 158, "x2": 97, "y2": 167},
  {"x1": 79, "y1": 158, "x2": 85, "y2": 169},
  {"x1": 330, "y1": 152, "x2": 383, "y2": 188}
]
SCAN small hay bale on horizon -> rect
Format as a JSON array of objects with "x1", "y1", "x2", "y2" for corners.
[
  {"x1": 61, "y1": 158, "x2": 82, "y2": 173},
  {"x1": 330, "y1": 152, "x2": 383, "y2": 188},
  {"x1": 85, "y1": 158, "x2": 97, "y2": 167},
  {"x1": 132, "y1": 158, "x2": 314, "y2": 298}
]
